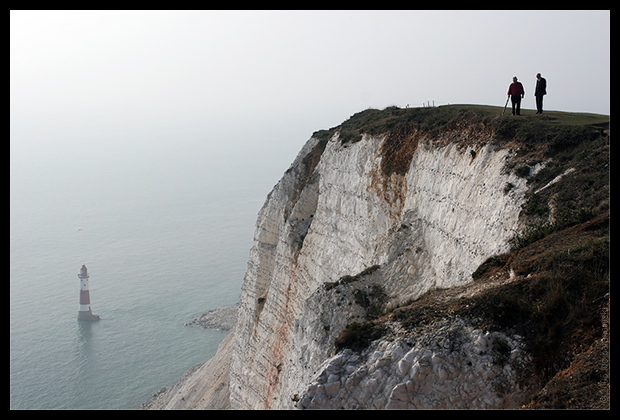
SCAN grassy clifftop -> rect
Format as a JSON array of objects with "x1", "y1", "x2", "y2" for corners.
[{"x1": 314, "y1": 104, "x2": 609, "y2": 144}]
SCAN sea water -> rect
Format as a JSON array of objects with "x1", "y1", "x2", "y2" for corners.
[{"x1": 10, "y1": 131, "x2": 301, "y2": 409}]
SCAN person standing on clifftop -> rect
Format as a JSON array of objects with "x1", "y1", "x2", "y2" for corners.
[
  {"x1": 507, "y1": 76, "x2": 525, "y2": 115},
  {"x1": 534, "y1": 73, "x2": 547, "y2": 114}
]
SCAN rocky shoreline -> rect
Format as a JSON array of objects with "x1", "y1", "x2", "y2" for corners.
[{"x1": 184, "y1": 304, "x2": 238, "y2": 331}]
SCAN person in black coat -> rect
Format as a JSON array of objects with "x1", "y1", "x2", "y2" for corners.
[{"x1": 535, "y1": 73, "x2": 547, "y2": 114}]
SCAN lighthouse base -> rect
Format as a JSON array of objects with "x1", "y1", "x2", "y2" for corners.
[{"x1": 78, "y1": 310, "x2": 100, "y2": 322}]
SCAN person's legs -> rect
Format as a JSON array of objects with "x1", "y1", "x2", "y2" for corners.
[
  {"x1": 511, "y1": 96, "x2": 517, "y2": 115},
  {"x1": 536, "y1": 95, "x2": 544, "y2": 113},
  {"x1": 514, "y1": 96, "x2": 521, "y2": 115}
]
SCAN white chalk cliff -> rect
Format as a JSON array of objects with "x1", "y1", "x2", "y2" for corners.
[{"x1": 147, "y1": 110, "x2": 539, "y2": 409}]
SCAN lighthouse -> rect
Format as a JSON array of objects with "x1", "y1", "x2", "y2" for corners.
[{"x1": 77, "y1": 264, "x2": 100, "y2": 321}]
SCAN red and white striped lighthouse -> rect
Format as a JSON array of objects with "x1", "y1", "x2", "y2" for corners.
[{"x1": 77, "y1": 264, "x2": 100, "y2": 321}]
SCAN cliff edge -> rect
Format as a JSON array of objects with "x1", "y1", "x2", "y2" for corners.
[{"x1": 145, "y1": 105, "x2": 609, "y2": 409}]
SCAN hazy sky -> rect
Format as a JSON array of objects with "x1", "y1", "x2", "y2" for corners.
[{"x1": 10, "y1": 10, "x2": 610, "y2": 166}]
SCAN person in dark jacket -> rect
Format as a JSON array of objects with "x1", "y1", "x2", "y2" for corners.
[
  {"x1": 507, "y1": 76, "x2": 525, "y2": 115},
  {"x1": 534, "y1": 73, "x2": 547, "y2": 114}
]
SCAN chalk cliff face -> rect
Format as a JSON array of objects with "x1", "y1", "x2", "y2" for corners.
[
  {"x1": 228, "y1": 120, "x2": 531, "y2": 409},
  {"x1": 145, "y1": 107, "x2": 609, "y2": 410}
]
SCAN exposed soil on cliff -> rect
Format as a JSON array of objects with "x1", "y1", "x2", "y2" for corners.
[{"x1": 380, "y1": 123, "x2": 420, "y2": 177}]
